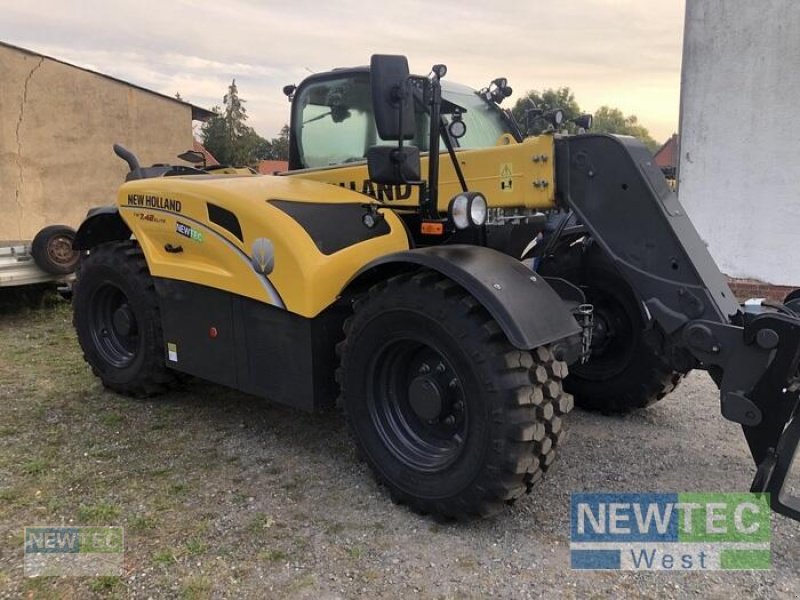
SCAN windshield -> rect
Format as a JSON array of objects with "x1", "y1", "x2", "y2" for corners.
[
  {"x1": 293, "y1": 74, "x2": 515, "y2": 169},
  {"x1": 440, "y1": 82, "x2": 514, "y2": 150}
]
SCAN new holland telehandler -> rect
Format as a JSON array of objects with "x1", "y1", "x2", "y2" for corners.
[{"x1": 72, "y1": 55, "x2": 800, "y2": 521}]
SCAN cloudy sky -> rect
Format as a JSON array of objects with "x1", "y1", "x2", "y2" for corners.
[{"x1": 0, "y1": 0, "x2": 685, "y2": 142}]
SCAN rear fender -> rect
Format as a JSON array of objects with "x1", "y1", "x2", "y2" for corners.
[
  {"x1": 348, "y1": 244, "x2": 581, "y2": 350},
  {"x1": 73, "y1": 207, "x2": 131, "y2": 251}
]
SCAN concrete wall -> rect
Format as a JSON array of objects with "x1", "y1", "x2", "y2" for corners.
[
  {"x1": 679, "y1": 1, "x2": 800, "y2": 286},
  {"x1": 0, "y1": 45, "x2": 194, "y2": 241}
]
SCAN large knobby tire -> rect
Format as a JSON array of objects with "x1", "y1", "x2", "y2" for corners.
[
  {"x1": 563, "y1": 264, "x2": 683, "y2": 413},
  {"x1": 337, "y1": 270, "x2": 573, "y2": 519},
  {"x1": 31, "y1": 225, "x2": 79, "y2": 275},
  {"x1": 72, "y1": 241, "x2": 175, "y2": 396}
]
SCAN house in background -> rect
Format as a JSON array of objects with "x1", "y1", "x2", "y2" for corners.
[
  {"x1": 257, "y1": 160, "x2": 288, "y2": 174},
  {"x1": 654, "y1": 133, "x2": 678, "y2": 180},
  {"x1": 0, "y1": 41, "x2": 212, "y2": 242},
  {"x1": 192, "y1": 140, "x2": 220, "y2": 167}
]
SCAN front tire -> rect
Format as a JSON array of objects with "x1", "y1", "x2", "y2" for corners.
[
  {"x1": 73, "y1": 241, "x2": 175, "y2": 396},
  {"x1": 565, "y1": 266, "x2": 684, "y2": 413},
  {"x1": 539, "y1": 243, "x2": 685, "y2": 413},
  {"x1": 338, "y1": 270, "x2": 573, "y2": 519}
]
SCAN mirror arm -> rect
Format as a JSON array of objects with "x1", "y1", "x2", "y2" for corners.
[
  {"x1": 439, "y1": 118, "x2": 468, "y2": 193},
  {"x1": 423, "y1": 75, "x2": 443, "y2": 220}
]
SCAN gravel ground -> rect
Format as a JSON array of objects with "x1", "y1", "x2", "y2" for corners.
[{"x1": 0, "y1": 300, "x2": 798, "y2": 598}]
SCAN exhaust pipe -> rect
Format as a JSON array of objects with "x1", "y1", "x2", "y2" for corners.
[{"x1": 113, "y1": 144, "x2": 140, "y2": 172}]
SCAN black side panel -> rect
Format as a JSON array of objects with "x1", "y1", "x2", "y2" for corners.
[
  {"x1": 154, "y1": 278, "x2": 340, "y2": 412},
  {"x1": 73, "y1": 207, "x2": 131, "y2": 250},
  {"x1": 351, "y1": 245, "x2": 581, "y2": 350},
  {"x1": 155, "y1": 278, "x2": 239, "y2": 389},
  {"x1": 207, "y1": 202, "x2": 243, "y2": 242},
  {"x1": 555, "y1": 134, "x2": 740, "y2": 326},
  {"x1": 269, "y1": 200, "x2": 390, "y2": 255},
  {"x1": 234, "y1": 294, "x2": 342, "y2": 412}
]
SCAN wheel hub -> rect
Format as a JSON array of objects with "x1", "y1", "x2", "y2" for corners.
[
  {"x1": 408, "y1": 376, "x2": 443, "y2": 420},
  {"x1": 48, "y1": 236, "x2": 74, "y2": 263},
  {"x1": 112, "y1": 304, "x2": 136, "y2": 337},
  {"x1": 368, "y1": 341, "x2": 469, "y2": 472}
]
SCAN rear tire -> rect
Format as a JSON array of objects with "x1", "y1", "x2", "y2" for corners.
[
  {"x1": 72, "y1": 241, "x2": 175, "y2": 396},
  {"x1": 338, "y1": 270, "x2": 573, "y2": 519}
]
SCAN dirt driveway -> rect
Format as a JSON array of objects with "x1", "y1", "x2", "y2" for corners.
[{"x1": 1, "y1": 301, "x2": 798, "y2": 598}]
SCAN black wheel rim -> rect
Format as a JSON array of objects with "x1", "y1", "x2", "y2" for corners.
[
  {"x1": 368, "y1": 338, "x2": 468, "y2": 473},
  {"x1": 89, "y1": 282, "x2": 140, "y2": 368},
  {"x1": 572, "y1": 287, "x2": 636, "y2": 380}
]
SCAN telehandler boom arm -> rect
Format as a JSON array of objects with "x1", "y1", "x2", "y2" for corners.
[{"x1": 556, "y1": 133, "x2": 800, "y2": 520}]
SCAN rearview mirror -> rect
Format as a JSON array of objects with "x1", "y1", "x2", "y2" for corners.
[
  {"x1": 367, "y1": 146, "x2": 420, "y2": 185},
  {"x1": 178, "y1": 150, "x2": 206, "y2": 165},
  {"x1": 370, "y1": 54, "x2": 415, "y2": 141}
]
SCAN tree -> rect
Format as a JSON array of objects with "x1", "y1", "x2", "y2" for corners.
[
  {"x1": 200, "y1": 80, "x2": 266, "y2": 166},
  {"x1": 511, "y1": 87, "x2": 582, "y2": 135},
  {"x1": 255, "y1": 125, "x2": 290, "y2": 161},
  {"x1": 592, "y1": 106, "x2": 658, "y2": 152},
  {"x1": 509, "y1": 86, "x2": 660, "y2": 151}
]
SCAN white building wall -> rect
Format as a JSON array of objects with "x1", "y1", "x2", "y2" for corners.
[{"x1": 679, "y1": 0, "x2": 800, "y2": 285}]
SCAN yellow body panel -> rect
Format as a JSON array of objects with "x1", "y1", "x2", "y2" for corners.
[
  {"x1": 288, "y1": 135, "x2": 557, "y2": 210},
  {"x1": 117, "y1": 175, "x2": 410, "y2": 318}
]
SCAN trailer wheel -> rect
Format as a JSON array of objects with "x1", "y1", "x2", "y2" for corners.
[
  {"x1": 565, "y1": 265, "x2": 683, "y2": 413},
  {"x1": 338, "y1": 269, "x2": 572, "y2": 519},
  {"x1": 31, "y1": 225, "x2": 80, "y2": 275},
  {"x1": 72, "y1": 241, "x2": 175, "y2": 396}
]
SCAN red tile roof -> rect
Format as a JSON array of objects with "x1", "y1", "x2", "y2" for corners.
[
  {"x1": 192, "y1": 140, "x2": 219, "y2": 166},
  {"x1": 654, "y1": 134, "x2": 679, "y2": 169},
  {"x1": 257, "y1": 160, "x2": 289, "y2": 174}
]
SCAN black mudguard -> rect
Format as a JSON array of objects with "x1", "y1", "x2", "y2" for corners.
[
  {"x1": 352, "y1": 245, "x2": 581, "y2": 350},
  {"x1": 73, "y1": 206, "x2": 131, "y2": 251}
]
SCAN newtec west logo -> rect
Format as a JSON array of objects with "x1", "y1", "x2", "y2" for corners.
[
  {"x1": 570, "y1": 493, "x2": 771, "y2": 570},
  {"x1": 24, "y1": 527, "x2": 124, "y2": 577}
]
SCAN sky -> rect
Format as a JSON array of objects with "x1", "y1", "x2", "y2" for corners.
[{"x1": 0, "y1": 0, "x2": 686, "y2": 143}]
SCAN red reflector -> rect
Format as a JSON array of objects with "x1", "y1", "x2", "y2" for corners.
[
  {"x1": 421, "y1": 222, "x2": 444, "y2": 235},
  {"x1": 209, "y1": 327, "x2": 218, "y2": 339}
]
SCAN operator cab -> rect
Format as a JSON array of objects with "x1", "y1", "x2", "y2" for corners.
[{"x1": 287, "y1": 68, "x2": 519, "y2": 171}]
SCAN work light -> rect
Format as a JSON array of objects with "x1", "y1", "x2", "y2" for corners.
[{"x1": 448, "y1": 192, "x2": 488, "y2": 229}]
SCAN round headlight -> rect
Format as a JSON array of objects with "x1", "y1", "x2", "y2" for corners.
[
  {"x1": 448, "y1": 192, "x2": 488, "y2": 229},
  {"x1": 449, "y1": 194, "x2": 470, "y2": 229},
  {"x1": 470, "y1": 194, "x2": 487, "y2": 226}
]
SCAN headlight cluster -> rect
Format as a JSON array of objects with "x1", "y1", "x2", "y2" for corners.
[{"x1": 448, "y1": 192, "x2": 488, "y2": 229}]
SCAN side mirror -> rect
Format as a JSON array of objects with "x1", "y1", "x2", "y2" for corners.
[
  {"x1": 366, "y1": 146, "x2": 420, "y2": 185},
  {"x1": 370, "y1": 54, "x2": 415, "y2": 141},
  {"x1": 177, "y1": 150, "x2": 206, "y2": 165}
]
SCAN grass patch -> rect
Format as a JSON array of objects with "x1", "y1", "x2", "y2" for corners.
[
  {"x1": 152, "y1": 549, "x2": 177, "y2": 566},
  {"x1": 182, "y1": 575, "x2": 212, "y2": 600},
  {"x1": 247, "y1": 513, "x2": 274, "y2": 534},
  {"x1": 78, "y1": 503, "x2": 121, "y2": 525},
  {"x1": 89, "y1": 575, "x2": 124, "y2": 593},
  {"x1": 99, "y1": 413, "x2": 124, "y2": 427},
  {"x1": 259, "y1": 548, "x2": 289, "y2": 562},
  {"x1": 348, "y1": 546, "x2": 365, "y2": 560},
  {"x1": 185, "y1": 538, "x2": 208, "y2": 556},
  {"x1": 170, "y1": 482, "x2": 188, "y2": 494},
  {"x1": 129, "y1": 515, "x2": 158, "y2": 532},
  {"x1": 21, "y1": 458, "x2": 49, "y2": 476}
]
